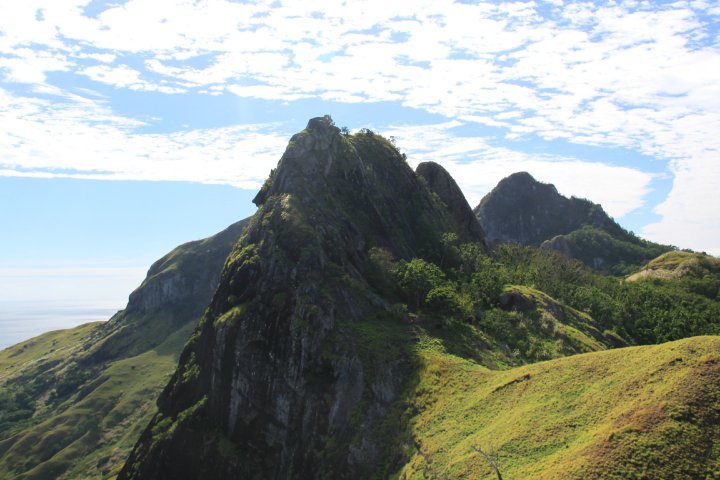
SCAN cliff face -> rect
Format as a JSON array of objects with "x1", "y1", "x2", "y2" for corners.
[
  {"x1": 87, "y1": 218, "x2": 250, "y2": 362},
  {"x1": 127, "y1": 218, "x2": 248, "y2": 314},
  {"x1": 474, "y1": 172, "x2": 616, "y2": 247},
  {"x1": 120, "y1": 117, "x2": 486, "y2": 479},
  {"x1": 416, "y1": 161, "x2": 487, "y2": 247},
  {"x1": 475, "y1": 172, "x2": 671, "y2": 272}
]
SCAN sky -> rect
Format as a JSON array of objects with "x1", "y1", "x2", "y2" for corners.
[{"x1": 0, "y1": 0, "x2": 719, "y2": 313}]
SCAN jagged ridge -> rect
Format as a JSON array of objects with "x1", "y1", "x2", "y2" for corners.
[{"x1": 119, "y1": 117, "x2": 487, "y2": 479}]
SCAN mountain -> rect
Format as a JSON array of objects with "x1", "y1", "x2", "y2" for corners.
[
  {"x1": 3, "y1": 117, "x2": 719, "y2": 479},
  {"x1": 119, "y1": 117, "x2": 490, "y2": 479},
  {"x1": 0, "y1": 218, "x2": 248, "y2": 480},
  {"x1": 474, "y1": 172, "x2": 672, "y2": 273},
  {"x1": 118, "y1": 117, "x2": 720, "y2": 479}
]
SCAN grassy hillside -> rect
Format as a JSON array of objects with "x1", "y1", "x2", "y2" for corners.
[
  {"x1": 628, "y1": 250, "x2": 720, "y2": 289},
  {"x1": 0, "y1": 322, "x2": 189, "y2": 479},
  {"x1": 397, "y1": 335, "x2": 720, "y2": 479},
  {"x1": 0, "y1": 219, "x2": 247, "y2": 480}
]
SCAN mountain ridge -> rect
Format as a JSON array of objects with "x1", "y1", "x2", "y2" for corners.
[
  {"x1": 474, "y1": 171, "x2": 672, "y2": 273},
  {"x1": 2, "y1": 117, "x2": 719, "y2": 480},
  {"x1": 119, "y1": 116, "x2": 490, "y2": 479}
]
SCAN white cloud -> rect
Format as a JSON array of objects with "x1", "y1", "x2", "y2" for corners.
[
  {"x1": 80, "y1": 64, "x2": 145, "y2": 88},
  {"x1": 0, "y1": 87, "x2": 288, "y2": 189},
  {"x1": 642, "y1": 149, "x2": 720, "y2": 254},
  {"x1": 0, "y1": 0, "x2": 719, "y2": 251},
  {"x1": 386, "y1": 122, "x2": 655, "y2": 218}
]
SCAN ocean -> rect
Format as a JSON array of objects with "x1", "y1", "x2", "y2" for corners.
[{"x1": 0, "y1": 301, "x2": 121, "y2": 350}]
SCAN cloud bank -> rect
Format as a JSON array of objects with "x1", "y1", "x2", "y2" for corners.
[{"x1": 0, "y1": 0, "x2": 718, "y2": 252}]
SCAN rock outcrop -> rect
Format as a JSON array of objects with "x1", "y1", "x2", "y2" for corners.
[
  {"x1": 119, "y1": 117, "x2": 487, "y2": 479},
  {"x1": 416, "y1": 161, "x2": 487, "y2": 247},
  {"x1": 127, "y1": 218, "x2": 248, "y2": 314},
  {"x1": 475, "y1": 172, "x2": 671, "y2": 272}
]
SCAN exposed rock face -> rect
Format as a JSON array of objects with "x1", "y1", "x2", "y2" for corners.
[
  {"x1": 474, "y1": 172, "x2": 615, "y2": 247},
  {"x1": 416, "y1": 161, "x2": 487, "y2": 247},
  {"x1": 475, "y1": 172, "x2": 671, "y2": 272},
  {"x1": 88, "y1": 218, "x2": 250, "y2": 361},
  {"x1": 127, "y1": 219, "x2": 248, "y2": 314},
  {"x1": 120, "y1": 117, "x2": 485, "y2": 479}
]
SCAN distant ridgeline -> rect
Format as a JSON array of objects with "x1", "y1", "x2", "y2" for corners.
[
  {"x1": 474, "y1": 171, "x2": 673, "y2": 274},
  {"x1": 1, "y1": 117, "x2": 719, "y2": 480}
]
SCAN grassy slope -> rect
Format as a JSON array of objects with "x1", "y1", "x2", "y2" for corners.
[
  {"x1": 0, "y1": 321, "x2": 191, "y2": 480},
  {"x1": 397, "y1": 335, "x2": 720, "y2": 480},
  {"x1": 627, "y1": 250, "x2": 720, "y2": 282},
  {"x1": 0, "y1": 323, "x2": 102, "y2": 380},
  {"x1": 0, "y1": 219, "x2": 247, "y2": 480}
]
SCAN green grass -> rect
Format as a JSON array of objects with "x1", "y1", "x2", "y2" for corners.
[
  {"x1": 395, "y1": 335, "x2": 720, "y2": 479},
  {"x1": 0, "y1": 322, "x2": 102, "y2": 380},
  {"x1": 628, "y1": 250, "x2": 720, "y2": 282},
  {"x1": 0, "y1": 320, "x2": 193, "y2": 480}
]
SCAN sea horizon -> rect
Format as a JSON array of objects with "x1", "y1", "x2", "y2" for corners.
[{"x1": 0, "y1": 300, "x2": 122, "y2": 350}]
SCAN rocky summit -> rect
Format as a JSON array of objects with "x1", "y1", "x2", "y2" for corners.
[
  {"x1": 119, "y1": 116, "x2": 487, "y2": 479},
  {"x1": 474, "y1": 171, "x2": 618, "y2": 247},
  {"x1": 474, "y1": 171, "x2": 671, "y2": 273}
]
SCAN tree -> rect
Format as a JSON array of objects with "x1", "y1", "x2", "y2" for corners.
[
  {"x1": 425, "y1": 285, "x2": 463, "y2": 316},
  {"x1": 397, "y1": 258, "x2": 446, "y2": 309}
]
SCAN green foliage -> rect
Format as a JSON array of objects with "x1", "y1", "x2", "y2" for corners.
[
  {"x1": 554, "y1": 225, "x2": 673, "y2": 274},
  {"x1": 425, "y1": 285, "x2": 463, "y2": 316},
  {"x1": 364, "y1": 246, "x2": 397, "y2": 294},
  {"x1": 395, "y1": 258, "x2": 446, "y2": 309}
]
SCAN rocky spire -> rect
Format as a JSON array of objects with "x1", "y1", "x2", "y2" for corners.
[{"x1": 119, "y1": 117, "x2": 488, "y2": 479}]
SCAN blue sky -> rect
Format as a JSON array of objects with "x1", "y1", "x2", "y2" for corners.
[{"x1": 1, "y1": 0, "x2": 719, "y2": 310}]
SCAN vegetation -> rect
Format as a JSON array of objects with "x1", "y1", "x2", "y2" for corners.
[
  {"x1": 0, "y1": 219, "x2": 248, "y2": 480},
  {"x1": 3, "y1": 118, "x2": 719, "y2": 479},
  {"x1": 544, "y1": 225, "x2": 673, "y2": 275},
  {"x1": 0, "y1": 321, "x2": 192, "y2": 480},
  {"x1": 396, "y1": 335, "x2": 720, "y2": 479}
]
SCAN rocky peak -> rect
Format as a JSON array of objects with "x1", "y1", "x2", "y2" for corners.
[
  {"x1": 474, "y1": 172, "x2": 672, "y2": 273},
  {"x1": 416, "y1": 161, "x2": 487, "y2": 246},
  {"x1": 474, "y1": 171, "x2": 613, "y2": 247},
  {"x1": 120, "y1": 118, "x2": 487, "y2": 480},
  {"x1": 254, "y1": 115, "x2": 345, "y2": 206}
]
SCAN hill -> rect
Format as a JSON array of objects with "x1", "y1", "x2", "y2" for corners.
[
  {"x1": 628, "y1": 250, "x2": 720, "y2": 288},
  {"x1": 119, "y1": 117, "x2": 719, "y2": 479},
  {"x1": 2, "y1": 117, "x2": 719, "y2": 479},
  {"x1": 0, "y1": 218, "x2": 248, "y2": 480},
  {"x1": 400, "y1": 335, "x2": 720, "y2": 479},
  {"x1": 474, "y1": 172, "x2": 672, "y2": 274}
]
